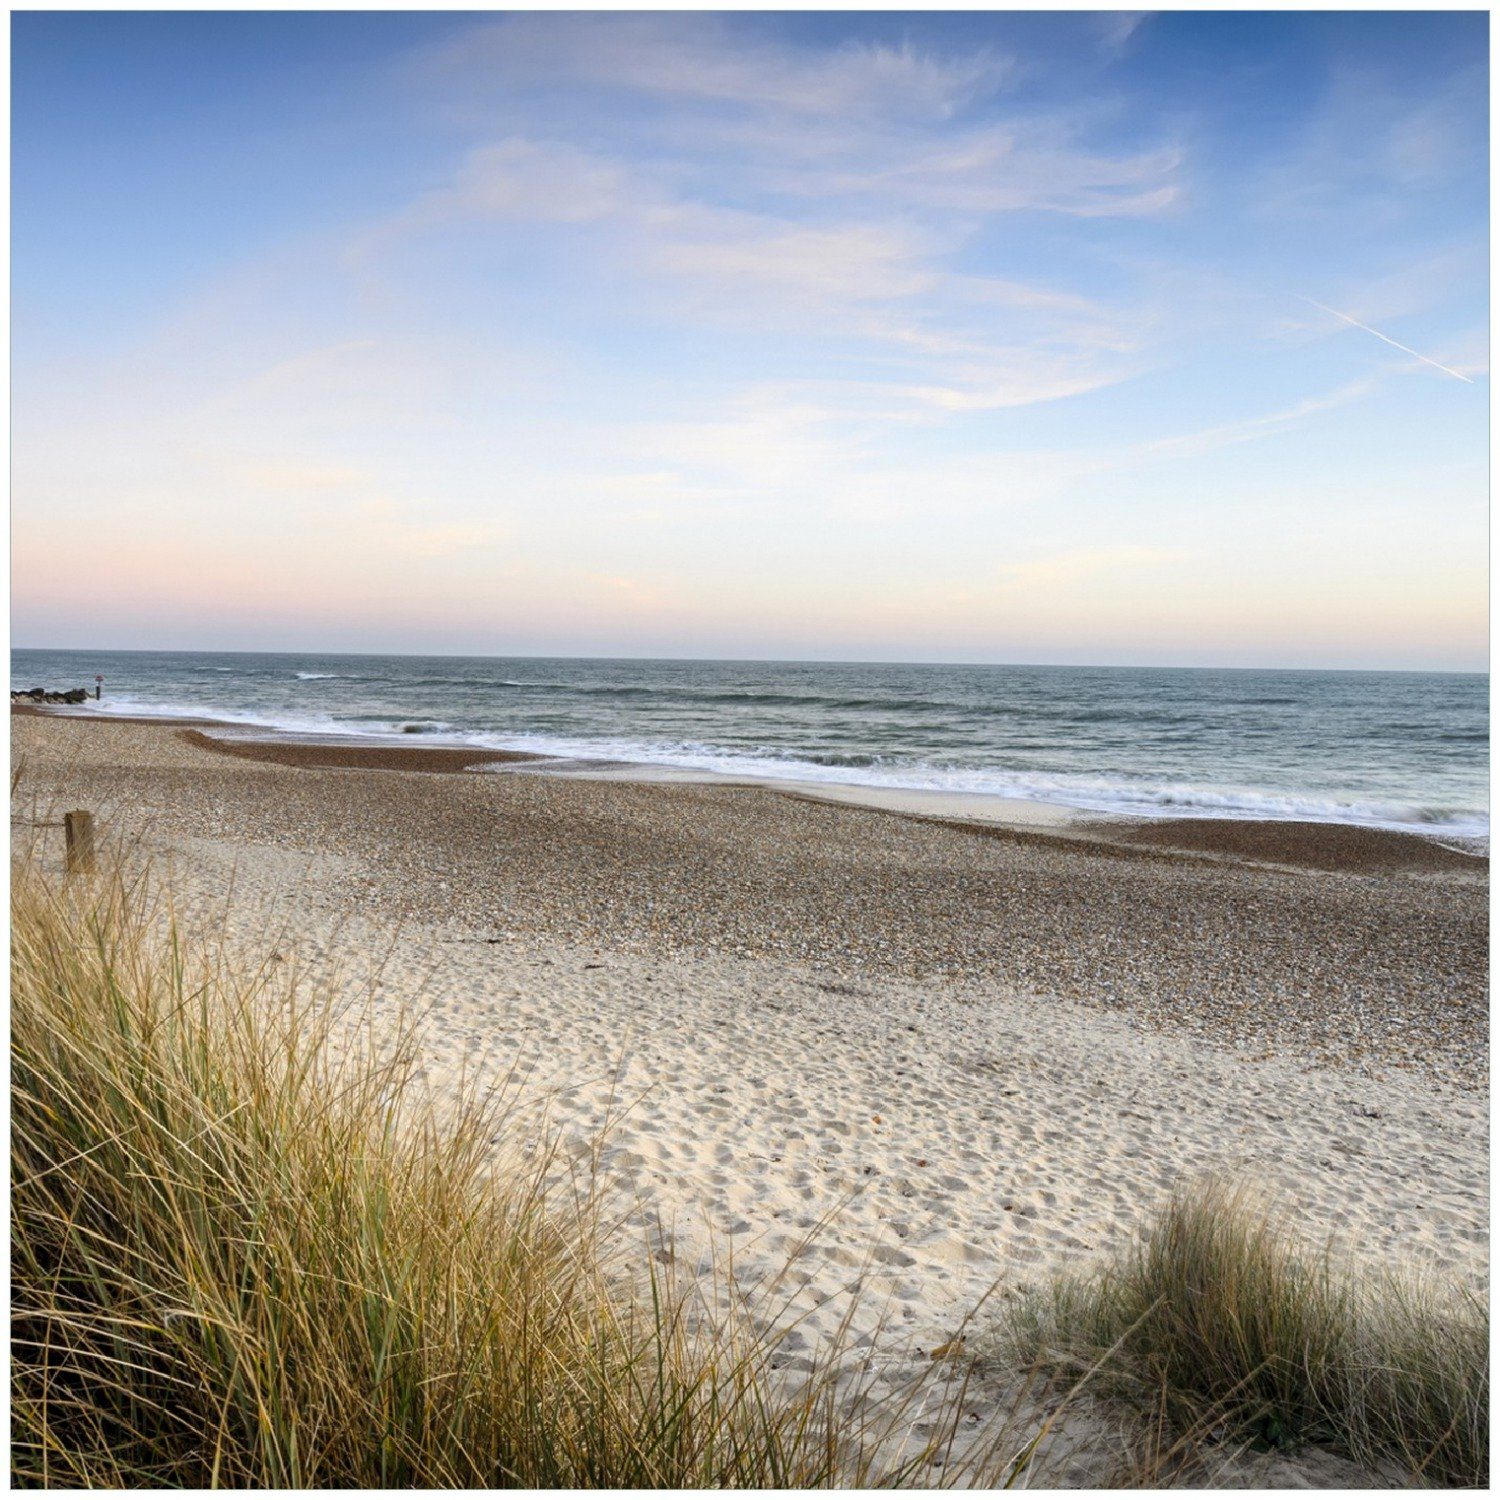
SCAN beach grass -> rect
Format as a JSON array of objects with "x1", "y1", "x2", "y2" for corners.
[
  {"x1": 10, "y1": 835, "x2": 1047, "y2": 1489},
  {"x1": 11, "y1": 803, "x2": 1486, "y2": 1489},
  {"x1": 1002, "y1": 1181, "x2": 1488, "y2": 1487}
]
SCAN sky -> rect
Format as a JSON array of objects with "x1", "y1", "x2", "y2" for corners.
[{"x1": 10, "y1": 9, "x2": 1490, "y2": 670}]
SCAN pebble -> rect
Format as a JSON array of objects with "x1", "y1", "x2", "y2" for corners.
[{"x1": 14, "y1": 712, "x2": 1488, "y2": 1090}]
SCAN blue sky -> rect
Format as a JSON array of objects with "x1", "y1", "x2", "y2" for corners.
[{"x1": 11, "y1": 10, "x2": 1489, "y2": 668}]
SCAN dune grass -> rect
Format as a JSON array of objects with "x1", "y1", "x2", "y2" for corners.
[
  {"x1": 12, "y1": 805, "x2": 1485, "y2": 1489},
  {"x1": 1003, "y1": 1182, "x2": 1488, "y2": 1487},
  {"x1": 10, "y1": 843, "x2": 1026, "y2": 1488}
]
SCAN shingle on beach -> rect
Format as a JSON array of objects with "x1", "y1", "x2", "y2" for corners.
[{"x1": 14, "y1": 710, "x2": 1487, "y2": 1088}]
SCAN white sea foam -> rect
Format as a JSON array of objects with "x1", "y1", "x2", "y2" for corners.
[
  {"x1": 65, "y1": 682, "x2": 1491, "y2": 840},
  {"x1": 89, "y1": 696, "x2": 354, "y2": 736},
  {"x1": 478, "y1": 731, "x2": 1490, "y2": 837}
]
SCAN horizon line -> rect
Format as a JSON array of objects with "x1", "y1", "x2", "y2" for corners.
[{"x1": 10, "y1": 643, "x2": 1489, "y2": 678}]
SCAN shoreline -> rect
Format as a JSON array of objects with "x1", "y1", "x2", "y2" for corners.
[
  {"x1": 10, "y1": 708, "x2": 1488, "y2": 1401},
  {"x1": 12, "y1": 709, "x2": 1488, "y2": 1087},
  {"x1": 16, "y1": 702, "x2": 1487, "y2": 877},
  {"x1": 11, "y1": 703, "x2": 1488, "y2": 1487}
]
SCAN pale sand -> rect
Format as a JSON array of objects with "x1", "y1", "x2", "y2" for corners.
[
  {"x1": 509, "y1": 758, "x2": 1084, "y2": 828},
  {"x1": 11, "y1": 711, "x2": 1488, "y2": 1481}
]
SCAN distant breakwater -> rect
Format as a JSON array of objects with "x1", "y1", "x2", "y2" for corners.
[{"x1": 12, "y1": 686, "x2": 94, "y2": 705}]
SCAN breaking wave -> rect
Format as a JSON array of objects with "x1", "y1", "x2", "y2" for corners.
[{"x1": 16, "y1": 648, "x2": 1486, "y2": 841}]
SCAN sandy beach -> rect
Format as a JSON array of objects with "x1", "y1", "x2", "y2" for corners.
[{"x1": 12, "y1": 708, "x2": 1489, "y2": 1477}]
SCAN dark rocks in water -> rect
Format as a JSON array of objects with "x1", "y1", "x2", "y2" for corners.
[{"x1": 11, "y1": 687, "x2": 90, "y2": 705}]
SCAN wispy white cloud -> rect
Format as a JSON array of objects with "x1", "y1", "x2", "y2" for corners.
[
  {"x1": 997, "y1": 544, "x2": 1187, "y2": 590},
  {"x1": 1134, "y1": 378, "x2": 1381, "y2": 464},
  {"x1": 363, "y1": 135, "x2": 933, "y2": 303},
  {"x1": 1251, "y1": 62, "x2": 1485, "y2": 226},
  {"x1": 897, "y1": 359, "x2": 1142, "y2": 413},
  {"x1": 11, "y1": 12, "x2": 1486, "y2": 666},
  {"x1": 415, "y1": 13, "x2": 1010, "y2": 121},
  {"x1": 1094, "y1": 12, "x2": 1150, "y2": 56},
  {"x1": 349, "y1": 126, "x2": 1153, "y2": 422},
  {"x1": 1267, "y1": 247, "x2": 1486, "y2": 345},
  {"x1": 336, "y1": 10, "x2": 1194, "y2": 432},
  {"x1": 775, "y1": 125, "x2": 1182, "y2": 218},
  {"x1": 408, "y1": 13, "x2": 1183, "y2": 225},
  {"x1": 1379, "y1": 92, "x2": 1478, "y2": 190},
  {"x1": 649, "y1": 215, "x2": 936, "y2": 304},
  {"x1": 356, "y1": 497, "x2": 511, "y2": 558}
]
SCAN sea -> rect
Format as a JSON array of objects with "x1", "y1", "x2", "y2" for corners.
[{"x1": 10, "y1": 648, "x2": 1489, "y2": 838}]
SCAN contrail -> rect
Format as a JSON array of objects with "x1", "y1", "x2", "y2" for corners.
[{"x1": 1302, "y1": 297, "x2": 1473, "y2": 383}]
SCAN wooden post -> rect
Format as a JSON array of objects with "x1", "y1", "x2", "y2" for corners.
[{"x1": 64, "y1": 810, "x2": 96, "y2": 874}]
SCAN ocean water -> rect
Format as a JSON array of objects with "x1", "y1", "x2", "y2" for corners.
[{"x1": 11, "y1": 648, "x2": 1489, "y2": 836}]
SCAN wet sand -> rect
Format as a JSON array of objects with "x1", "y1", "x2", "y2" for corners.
[
  {"x1": 77, "y1": 707, "x2": 1493, "y2": 878},
  {"x1": 1102, "y1": 812, "x2": 1485, "y2": 875},
  {"x1": 14, "y1": 708, "x2": 1487, "y2": 1086},
  {"x1": 180, "y1": 729, "x2": 542, "y2": 774}
]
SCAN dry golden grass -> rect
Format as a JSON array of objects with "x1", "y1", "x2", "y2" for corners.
[
  {"x1": 1003, "y1": 1181, "x2": 1488, "y2": 1487},
  {"x1": 10, "y1": 838, "x2": 1052, "y2": 1488},
  {"x1": 13, "y1": 800, "x2": 1484, "y2": 1489}
]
